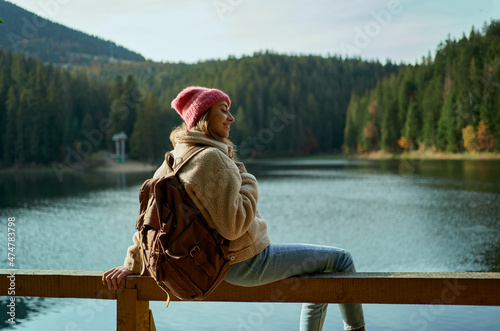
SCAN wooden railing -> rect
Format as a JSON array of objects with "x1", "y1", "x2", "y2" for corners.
[{"x1": 1, "y1": 269, "x2": 499, "y2": 330}]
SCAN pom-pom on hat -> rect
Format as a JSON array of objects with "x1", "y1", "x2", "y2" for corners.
[{"x1": 171, "y1": 86, "x2": 231, "y2": 129}]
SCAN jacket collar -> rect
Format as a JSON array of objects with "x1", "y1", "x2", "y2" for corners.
[{"x1": 172, "y1": 130, "x2": 229, "y2": 156}]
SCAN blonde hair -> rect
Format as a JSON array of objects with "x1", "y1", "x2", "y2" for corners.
[{"x1": 170, "y1": 108, "x2": 237, "y2": 160}]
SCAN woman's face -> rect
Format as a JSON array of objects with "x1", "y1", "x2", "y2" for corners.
[{"x1": 208, "y1": 100, "x2": 234, "y2": 138}]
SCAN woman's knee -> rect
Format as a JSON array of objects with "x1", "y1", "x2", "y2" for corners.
[
  {"x1": 311, "y1": 246, "x2": 356, "y2": 273},
  {"x1": 339, "y1": 249, "x2": 356, "y2": 273}
]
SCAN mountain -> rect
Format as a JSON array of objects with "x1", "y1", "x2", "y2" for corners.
[{"x1": 0, "y1": 0, "x2": 145, "y2": 66}]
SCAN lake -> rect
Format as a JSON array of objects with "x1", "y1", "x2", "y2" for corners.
[{"x1": 1, "y1": 158, "x2": 499, "y2": 330}]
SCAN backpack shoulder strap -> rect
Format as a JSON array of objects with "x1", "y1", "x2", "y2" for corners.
[{"x1": 165, "y1": 145, "x2": 208, "y2": 174}]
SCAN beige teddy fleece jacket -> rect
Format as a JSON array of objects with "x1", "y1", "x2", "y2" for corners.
[{"x1": 123, "y1": 130, "x2": 271, "y2": 274}]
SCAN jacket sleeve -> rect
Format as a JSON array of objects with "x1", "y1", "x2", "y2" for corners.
[
  {"x1": 123, "y1": 232, "x2": 142, "y2": 274},
  {"x1": 182, "y1": 149, "x2": 259, "y2": 241}
]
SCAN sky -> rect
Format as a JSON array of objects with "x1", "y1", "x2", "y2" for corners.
[{"x1": 11, "y1": 0, "x2": 500, "y2": 64}]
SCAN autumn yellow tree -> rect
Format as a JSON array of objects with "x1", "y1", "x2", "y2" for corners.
[
  {"x1": 462, "y1": 125, "x2": 477, "y2": 152},
  {"x1": 397, "y1": 136, "x2": 409, "y2": 150}
]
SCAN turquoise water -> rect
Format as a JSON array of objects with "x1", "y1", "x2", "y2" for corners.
[{"x1": 1, "y1": 158, "x2": 499, "y2": 330}]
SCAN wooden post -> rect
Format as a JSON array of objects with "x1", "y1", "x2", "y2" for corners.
[
  {"x1": 147, "y1": 309, "x2": 156, "y2": 331},
  {"x1": 117, "y1": 287, "x2": 156, "y2": 331}
]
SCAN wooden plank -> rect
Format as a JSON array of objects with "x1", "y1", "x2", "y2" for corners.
[
  {"x1": 1, "y1": 270, "x2": 499, "y2": 306},
  {"x1": 0, "y1": 269, "x2": 116, "y2": 300},
  {"x1": 127, "y1": 272, "x2": 500, "y2": 306}
]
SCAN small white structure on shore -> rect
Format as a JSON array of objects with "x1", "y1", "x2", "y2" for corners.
[{"x1": 112, "y1": 131, "x2": 127, "y2": 163}]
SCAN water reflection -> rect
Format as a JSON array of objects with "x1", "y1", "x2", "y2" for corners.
[
  {"x1": 250, "y1": 158, "x2": 500, "y2": 274},
  {"x1": 0, "y1": 171, "x2": 154, "y2": 208},
  {"x1": 0, "y1": 297, "x2": 54, "y2": 329},
  {"x1": 115, "y1": 172, "x2": 128, "y2": 189},
  {"x1": 1, "y1": 159, "x2": 499, "y2": 330}
]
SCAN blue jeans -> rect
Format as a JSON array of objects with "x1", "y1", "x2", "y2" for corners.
[{"x1": 224, "y1": 244, "x2": 365, "y2": 331}]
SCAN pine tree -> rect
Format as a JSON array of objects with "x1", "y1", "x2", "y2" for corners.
[
  {"x1": 3, "y1": 85, "x2": 18, "y2": 165},
  {"x1": 404, "y1": 101, "x2": 420, "y2": 150},
  {"x1": 130, "y1": 92, "x2": 163, "y2": 161},
  {"x1": 421, "y1": 76, "x2": 443, "y2": 147},
  {"x1": 343, "y1": 92, "x2": 360, "y2": 152},
  {"x1": 379, "y1": 76, "x2": 399, "y2": 152}
]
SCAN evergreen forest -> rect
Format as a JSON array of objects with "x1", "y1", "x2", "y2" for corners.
[
  {"x1": 0, "y1": 49, "x2": 398, "y2": 169},
  {"x1": 343, "y1": 21, "x2": 500, "y2": 154}
]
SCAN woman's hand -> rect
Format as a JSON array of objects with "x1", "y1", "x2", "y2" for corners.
[
  {"x1": 102, "y1": 266, "x2": 133, "y2": 290},
  {"x1": 235, "y1": 161, "x2": 247, "y2": 173}
]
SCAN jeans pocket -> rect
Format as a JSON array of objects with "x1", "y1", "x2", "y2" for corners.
[{"x1": 225, "y1": 259, "x2": 260, "y2": 286}]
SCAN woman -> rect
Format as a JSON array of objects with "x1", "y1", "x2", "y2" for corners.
[{"x1": 103, "y1": 86, "x2": 366, "y2": 331}]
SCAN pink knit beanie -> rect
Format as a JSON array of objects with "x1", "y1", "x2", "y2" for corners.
[{"x1": 171, "y1": 86, "x2": 231, "y2": 129}]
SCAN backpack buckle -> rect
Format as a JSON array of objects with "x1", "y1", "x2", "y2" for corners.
[{"x1": 189, "y1": 246, "x2": 200, "y2": 258}]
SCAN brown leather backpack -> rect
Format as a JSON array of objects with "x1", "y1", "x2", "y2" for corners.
[{"x1": 135, "y1": 145, "x2": 230, "y2": 306}]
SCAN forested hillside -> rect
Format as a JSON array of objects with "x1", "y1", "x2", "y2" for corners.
[
  {"x1": 0, "y1": 50, "x2": 111, "y2": 165},
  {"x1": 343, "y1": 20, "x2": 500, "y2": 154},
  {"x1": 0, "y1": 0, "x2": 145, "y2": 66},
  {"x1": 101, "y1": 52, "x2": 399, "y2": 159},
  {"x1": 0, "y1": 49, "x2": 399, "y2": 168}
]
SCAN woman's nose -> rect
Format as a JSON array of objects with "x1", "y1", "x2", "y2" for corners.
[{"x1": 228, "y1": 113, "x2": 235, "y2": 122}]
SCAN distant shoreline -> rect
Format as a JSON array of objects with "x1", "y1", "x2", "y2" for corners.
[
  {"x1": 356, "y1": 150, "x2": 500, "y2": 160},
  {"x1": 1, "y1": 150, "x2": 499, "y2": 175},
  {"x1": 0, "y1": 158, "x2": 157, "y2": 176},
  {"x1": 93, "y1": 159, "x2": 157, "y2": 173}
]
